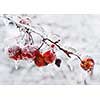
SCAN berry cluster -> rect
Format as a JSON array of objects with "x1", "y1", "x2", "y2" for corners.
[
  {"x1": 8, "y1": 45, "x2": 56, "y2": 67},
  {"x1": 5, "y1": 15, "x2": 95, "y2": 75}
]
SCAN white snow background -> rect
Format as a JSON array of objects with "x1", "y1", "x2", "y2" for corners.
[{"x1": 0, "y1": 14, "x2": 99, "y2": 85}]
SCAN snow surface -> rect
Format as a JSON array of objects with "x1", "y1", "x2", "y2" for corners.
[{"x1": 0, "y1": 14, "x2": 100, "y2": 85}]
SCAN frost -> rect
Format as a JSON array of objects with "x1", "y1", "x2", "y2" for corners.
[{"x1": 0, "y1": 14, "x2": 98, "y2": 84}]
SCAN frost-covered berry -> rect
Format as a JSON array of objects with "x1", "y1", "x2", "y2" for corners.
[
  {"x1": 8, "y1": 46, "x2": 22, "y2": 60},
  {"x1": 43, "y1": 50, "x2": 56, "y2": 64},
  {"x1": 21, "y1": 46, "x2": 37, "y2": 60},
  {"x1": 19, "y1": 18, "x2": 31, "y2": 25},
  {"x1": 80, "y1": 57, "x2": 94, "y2": 73},
  {"x1": 34, "y1": 52, "x2": 47, "y2": 67}
]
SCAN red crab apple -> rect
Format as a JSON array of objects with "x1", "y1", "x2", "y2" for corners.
[
  {"x1": 80, "y1": 57, "x2": 95, "y2": 73},
  {"x1": 8, "y1": 46, "x2": 22, "y2": 60},
  {"x1": 43, "y1": 50, "x2": 56, "y2": 64},
  {"x1": 21, "y1": 46, "x2": 38, "y2": 60},
  {"x1": 19, "y1": 18, "x2": 31, "y2": 25},
  {"x1": 34, "y1": 51, "x2": 47, "y2": 67}
]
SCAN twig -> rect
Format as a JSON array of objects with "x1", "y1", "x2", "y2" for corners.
[{"x1": 42, "y1": 38, "x2": 82, "y2": 61}]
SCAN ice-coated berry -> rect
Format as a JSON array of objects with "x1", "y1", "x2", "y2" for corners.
[
  {"x1": 34, "y1": 52, "x2": 46, "y2": 67},
  {"x1": 8, "y1": 46, "x2": 22, "y2": 60},
  {"x1": 80, "y1": 57, "x2": 94, "y2": 72},
  {"x1": 43, "y1": 50, "x2": 56, "y2": 64}
]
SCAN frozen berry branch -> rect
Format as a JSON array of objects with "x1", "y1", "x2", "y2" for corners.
[
  {"x1": 40, "y1": 37, "x2": 94, "y2": 75},
  {"x1": 4, "y1": 15, "x2": 95, "y2": 75},
  {"x1": 42, "y1": 38, "x2": 81, "y2": 59}
]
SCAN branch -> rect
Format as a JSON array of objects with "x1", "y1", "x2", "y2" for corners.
[
  {"x1": 42, "y1": 38, "x2": 82, "y2": 61},
  {"x1": 4, "y1": 15, "x2": 82, "y2": 61}
]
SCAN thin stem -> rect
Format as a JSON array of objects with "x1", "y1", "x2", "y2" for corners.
[
  {"x1": 71, "y1": 53, "x2": 82, "y2": 62},
  {"x1": 27, "y1": 32, "x2": 34, "y2": 45},
  {"x1": 43, "y1": 38, "x2": 82, "y2": 61},
  {"x1": 38, "y1": 42, "x2": 44, "y2": 50}
]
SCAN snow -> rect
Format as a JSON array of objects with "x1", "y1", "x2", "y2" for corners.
[{"x1": 0, "y1": 14, "x2": 100, "y2": 84}]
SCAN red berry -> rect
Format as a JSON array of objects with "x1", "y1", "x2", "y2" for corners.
[
  {"x1": 51, "y1": 44, "x2": 55, "y2": 48},
  {"x1": 8, "y1": 46, "x2": 22, "y2": 60},
  {"x1": 21, "y1": 46, "x2": 37, "y2": 60},
  {"x1": 80, "y1": 57, "x2": 94, "y2": 72},
  {"x1": 34, "y1": 52, "x2": 46, "y2": 67},
  {"x1": 43, "y1": 50, "x2": 56, "y2": 64},
  {"x1": 19, "y1": 18, "x2": 31, "y2": 25}
]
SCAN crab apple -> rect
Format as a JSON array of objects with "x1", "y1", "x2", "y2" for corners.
[
  {"x1": 21, "y1": 46, "x2": 37, "y2": 60},
  {"x1": 19, "y1": 18, "x2": 31, "y2": 25},
  {"x1": 34, "y1": 52, "x2": 47, "y2": 67},
  {"x1": 80, "y1": 57, "x2": 95, "y2": 72},
  {"x1": 43, "y1": 50, "x2": 56, "y2": 64},
  {"x1": 8, "y1": 46, "x2": 22, "y2": 60}
]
